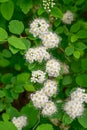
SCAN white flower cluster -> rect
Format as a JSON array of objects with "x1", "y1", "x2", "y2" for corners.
[
  {"x1": 40, "y1": 31, "x2": 60, "y2": 49},
  {"x1": 31, "y1": 70, "x2": 46, "y2": 83},
  {"x1": 29, "y1": 18, "x2": 60, "y2": 49},
  {"x1": 12, "y1": 116, "x2": 27, "y2": 130},
  {"x1": 42, "y1": 101, "x2": 57, "y2": 116},
  {"x1": 30, "y1": 18, "x2": 49, "y2": 37},
  {"x1": 42, "y1": 80, "x2": 58, "y2": 97},
  {"x1": 46, "y1": 59, "x2": 61, "y2": 77},
  {"x1": 25, "y1": 46, "x2": 50, "y2": 63},
  {"x1": 62, "y1": 10, "x2": 74, "y2": 24},
  {"x1": 30, "y1": 80, "x2": 58, "y2": 116},
  {"x1": 64, "y1": 88, "x2": 87, "y2": 119},
  {"x1": 43, "y1": 0, "x2": 55, "y2": 12}
]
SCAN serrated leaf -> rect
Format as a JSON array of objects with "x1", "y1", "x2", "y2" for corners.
[
  {"x1": 0, "y1": 27, "x2": 8, "y2": 41},
  {"x1": 65, "y1": 46, "x2": 74, "y2": 56},
  {"x1": 77, "y1": 30, "x2": 87, "y2": 39},
  {"x1": 51, "y1": 7, "x2": 63, "y2": 18},
  {"x1": 76, "y1": 74, "x2": 87, "y2": 87},
  {"x1": 74, "y1": 42, "x2": 87, "y2": 51},
  {"x1": 78, "y1": 110, "x2": 87, "y2": 128},
  {"x1": 9, "y1": 46, "x2": 19, "y2": 54},
  {"x1": 17, "y1": 0, "x2": 32, "y2": 14},
  {"x1": 1, "y1": 1, "x2": 14, "y2": 20},
  {"x1": 0, "y1": 121, "x2": 17, "y2": 130},
  {"x1": 8, "y1": 20, "x2": 24, "y2": 34},
  {"x1": 36, "y1": 124, "x2": 54, "y2": 130},
  {"x1": 8, "y1": 36, "x2": 26, "y2": 50}
]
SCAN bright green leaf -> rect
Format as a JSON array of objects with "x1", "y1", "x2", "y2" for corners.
[
  {"x1": 0, "y1": 27, "x2": 8, "y2": 41},
  {"x1": 0, "y1": 90, "x2": 5, "y2": 98},
  {"x1": 76, "y1": 74, "x2": 87, "y2": 87},
  {"x1": 0, "y1": 0, "x2": 9, "y2": 2},
  {"x1": 17, "y1": 73, "x2": 30, "y2": 84},
  {"x1": 0, "y1": 121, "x2": 17, "y2": 130},
  {"x1": 24, "y1": 83, "x2": 35, "y2": 92},
  {"x1": 8, "y1": 20, "x2": 24, "y2": 34},
  {"x1": 65, "y1": 46, "x2": 74, "y2": 56},
  {"x1": 36, "y1": 124, "x2": 54, "y2": 130},
  {"x1": 70, "y1": 22, "x2": 80, "y2": 33},
  {"x1": 73, "y1": 51, "x2": 80, "y2": 59},
  {"x1": 38, "y1": 8, "x2": 45, "y2": 15},
  {"x1": 1, "y1": 1, "x2": 14, "y2": 20},
  {"x1": 8, "y1": 36, "x2": 26, "y2": 50},
  {"x1": 9, "y1": 46, "x2": 19, "y2": 54},
  {"x1": 74, "y1": 42, "x2": 87, "y2": 51},
  {"x1": 51, "y1": 7, "x2": 63, "y2": 18},
  {"x1": 71, "y1": 35, "x2": 78, "y2": 42},
  {"x1": 2, "y1": 113, "x2": 10, "y2": 121},
  {"x1": 62, "y1": 114, "x2": 73, "y2": 125}
]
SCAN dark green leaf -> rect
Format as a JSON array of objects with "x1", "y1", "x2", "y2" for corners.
[
  {"x1": 0, "y1": 58, "x2": 10, "y2": 67},
  {"x1": 76, "y1": 74, "x2": 87, "y2": 87},
  {"x1": 63, "y1": 76, "x2": 72, "y2": 85},
  {"x1": 81, "y1": 58, "x2": 87, "y2": 71},
  {"x1": 74, "y1": 42, "x2": 87, "y2": 51},
  {"x1": 0, "y1": 90, "x2": 5, "y2": 98},
  {"x1": 77, "y1": 30, "x2": 87, "y2": 39},
  {"x1": 70, "y1": 22, "x2": 80, "y2": 33},
  {"x1": 65, "y1": 46, "x2": 74, "y2": 56},
  {"x1": 2, "y1": 49, "x2": 12, "y2": 58}
]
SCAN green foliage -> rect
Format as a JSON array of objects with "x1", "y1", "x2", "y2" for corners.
[
  {"x1": 0, "y1": 1, "x2": 14, "y2": 20},
  {"x1": 0, "y1": 0, "x2": 87, "y2": 129},
  {"x1": 8, "y1": 20, "x2": 24, "y2": 35},
  {"x1": 36, "y1": 124, "x2": 54, "y2": 130}
]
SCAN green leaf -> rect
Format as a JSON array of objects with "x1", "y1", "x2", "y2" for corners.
[
  {"x1": 62, "y1": 114, "x2": 73, "y2": 125},
  {"x1": 0, "y1": 121, "x2": 17, "y2": 130},
  {"x1": 63, "y1": 76, "x2": 72, "y2": 85},
  {"x1": 73, "y1": 51, "x2": 80, "y2": 59},
  {"x1": 1, "y1": 73, "x2": 13, "y2": 84},
  {"x1": 74, "y1": 42, "x2": 87, "y2": 51},
  {"x1": 37, "y1": 8, "x2": 45, "y2": 15},
  {"x1": 76, "y1": 74, "x2": 87, "y2": 87},
  {"x1": 71, "y1": 35, "x2": 78, "y2": 42},
  {"x1": 8, "y1": 20, "x2": 24, "y2": 34},
  {"x1": 21, "y1": 38, "x2": 31, "y2": 49},
  {"x1": 17, "y1": 0, "x2": 32, "y2": 14},
  {"x1": 78, "y1": 110, "x2": 87, "y2": 128},
  {"x1": 2, "y1": 113, "x2": 10, "y2": 121},
  {"x1": 0, "y1": 58, "x2": 10, "y2": 67},
  {"x1": 36, "y1": 124, "x2": 54, "y2": 130},
  {"x1": 1, "y1": 1, "x2": 14, "y2": 20},
  {"x1": 81, "y1": 58, "x2": 87, "y2": 71},
  {"x1": 77, "y1": 30, "x2": 87, "y2": 39},
  {"x1": 0, "y1": 90, "x2": 5, "y2": 98},
  {"x1": 0, "y1": 0, "x2": 9, "y2": 2},
  {"x1": 8, "y1": 36, "x2": 26, "y2": 50},
  {"x1": 17, "y1": 73, "x2": 30, "y2": 84},
  {"x1": 51, "y1": 7, "x2": 63, "y2": 18},
  {"x1": 24, "y1": 83, "x2": 35, "y2": 92},
  {"x1": 2, "y1": 49, "x2": 12, "y2": 58},
  {"x1": 0, "y1": 27, "x2": 8, "y2": 41},
  {"x1": 63, "y1": 0, "x2": 72, "y2": 4},
  {"x1": 70, "y1": 22, "x2": 80, "y2": 33},
  {"x1": 9, "y1": 46, "x2": 19, "y2": 54},
  {"x1": 21, "y1": 104, "x2": 39, "y2": 128},
  {"x1": 65, "y1": 46, "x2": 74, "y2": 56},
  {"x1": 76, "y1": 0, "x2": 85, "y2": 5}
]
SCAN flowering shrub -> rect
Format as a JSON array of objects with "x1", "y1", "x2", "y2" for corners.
[{"x1": 0, "y1": 0, "x2": 87, "y2": 130}]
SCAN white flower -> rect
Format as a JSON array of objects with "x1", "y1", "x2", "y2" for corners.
[
  {"x1": 12, "y1": 116, "x2": 27, "y2": 130},
  {"x1": 42, "y1": 80, "x2": 58, "y2": 97},
  {"x1": 31, "y1": 70, "x2": 46, "y2": 83},
  {"x1": 70, "y1": 88, "x2": 85, "y2": 103},
  {"x1": 40, "y1": 31, "x2": 60, "y2": 49},
  {"x1": 64, "y1": 100, "x2": 84, "y2": 119},
  {"x1": 25, "y1": 46, "x2": 50, "y2": 63},
  {"x1": 42, "y1": 101, "x2": 57, "y2": 116},
  {"x1": 30, "y1": 18, "x2": 49, "y2": 37},
  {"x1": 30, "y1": 91, "x2": 49, "y2": 108},
  {"x1": 46, "y1": 59, "x2": 61, "y2": 77},
  {"x1": 62, "y1": 10, "x2": 74, "y2": 24},
  {"x1": 83, "y1": 94, "x2": 87, "y2": 103},
  {"x1": 60, "y1": 63, "x2": 69, "y2": 74},
  {"x1": 43, "y1": 0, "x2": 55, "y2": 12}
]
